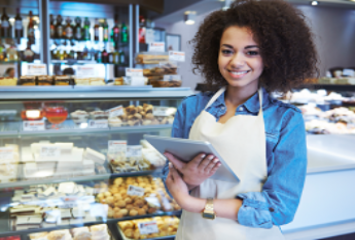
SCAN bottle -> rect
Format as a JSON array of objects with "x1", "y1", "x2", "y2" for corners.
[
  {"x1": 83, "y1": 17, "x2": 90, "y2": 41},
  {"x1": 119, "y1": 50, "x2": 125, "y2": 65},
  {"x1": 112, "y1": 49, "x2": 119, "y2": 64},
  {"x1": 23, "y1": 42, "x2": 35, "y2": 62},
  {"x1": 50, "y1": 14, "x2": 55, "y2": 38},
  {"x1": 28, "y1": 11, "x2": 35, "y2": 44},
  {"x1": 138, "y1": 16, "x2": 145, "y2": 44},
  {"x1": 95, "y1": 49, "x2": 102, "y2": 63},
  {"x1": 121, "y1": 22, "x2": 128, "y2": 43},
  {"x1": 94, "y1": 18, "x2": 100, "y2": 41},
  {"x1": 64, "y1": 17, "x2": 73, "y2": 40},
  {"x1": 15, "y1": 8, "x2": 23, "y2": 38},
  {"x1": 111, "y1": 19, "x2": 120, "y2": 47},
  {"x1": 1, "y1": 8, "x2": 11, "y2": 38},
  {"x1": 102, "y1": 19, "x2": 109, "y2": 42},
  {"x1": 56, "y1": 15, "x2": 63, "y2": 38},
  {"x1": 74, "y1": 17, "x2": 82, "y2": 41},
  {"x1": 102, "y1": 48, "x2": 108, "y2": 63}
]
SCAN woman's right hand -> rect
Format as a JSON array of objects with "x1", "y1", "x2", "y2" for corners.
[{"x1": 164, "y1": 152, "x2": 221, "y2": 189}]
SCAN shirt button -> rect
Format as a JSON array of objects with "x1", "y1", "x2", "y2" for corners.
[
  {"x1": 269, "y1": 207, "x2": 274, "y2": 212},
  {"x1": 221, "y1": 106, "x2": 225, "y2": 110},
  {"x1": 239, "y1": 107, "x2": 244, "y2": 111}
]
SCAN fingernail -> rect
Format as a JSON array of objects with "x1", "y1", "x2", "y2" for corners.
[
  {"x1": 208, "y1": 155, "x2": 214, "y2": 160},
  {"x1": 201, "y1": 154, "x2": 206, "y2": 159},
  {"x1": 169, "y1": 162, "x2": 172, "y2": 168},
  {"x1": 213, "y1": 158, "x2": 219, "y2": 163},
  {"x1": 218, "y1": 162, "x2": 222, "y2": 166}
]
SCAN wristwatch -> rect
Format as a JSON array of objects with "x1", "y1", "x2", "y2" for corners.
[{"x1": 202, "y1": 198, "x2": 216, "y2": 220}]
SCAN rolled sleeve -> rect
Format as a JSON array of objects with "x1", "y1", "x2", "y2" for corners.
[{"x1": 237, "y1": 110, "x2": 307, "y2": 228}]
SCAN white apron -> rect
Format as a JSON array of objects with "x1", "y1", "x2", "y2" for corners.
[{"x1": 175, "y1": 87, "x2": 284, "y2": 240}]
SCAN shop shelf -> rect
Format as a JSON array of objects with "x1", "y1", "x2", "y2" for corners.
[
  {"x1": 51, "y1": 60, "x2": 129, "y2": 67},
  {"x1": 296, "y1": 84, "x2": 355, "y2": 92}
]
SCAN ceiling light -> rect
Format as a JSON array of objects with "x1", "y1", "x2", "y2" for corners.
[
  {"x1": 222, "y1": 0, "x2": 233, "y2": 10},
  {"x1": 311, "y1": 1, "x2": 318, "y2": 5},
  {"x1": 184, "y1": 11, "x2": 196, "y2": 25}
]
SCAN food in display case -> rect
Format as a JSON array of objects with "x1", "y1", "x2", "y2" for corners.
[
  {"x1": 38, "y1": 75, "x2": 54, "y2": 86},
  {"x1": 89, "y1": 110, "x2": 109, "y2": 120},
  {"x1": 0, "y1": 236, "x2": 20, "y2": 240},
  {"x1": 135, "y1": 54, "x2": 169, "y2": 64},
  {"x1": 96, "y1": 176, "x2": 180, "y2": 219},
  {"x1": 114, "y1": 77, "x2": 124, "y2": 85},
  {"x1": 70, "y1": 110, "x2": 89, "y2": 125},
  {"x1": 45, "y1": 106, "x2": 68, "y2": 124},
  {"x1": 108, "y1": 117, "x2": 122, "y2": 127},
  {"x1": 54, "y1": 76, "x2": 72, "y2": 86},
  {"x1": 21, "y1": 109, "x2": 44, "y2": 121},
  {"x1": 118, "y1": 216, "x2": 180, "y2": 240},
  {"x1": 28, "y1": 224, "x2": 111, "y2": 240},
  {"x1": 19, "y1": 76, "x2": 36, "y2": 86},
  {"x1": 143, "y1": 63, "x2": 178, "y2": 76},
  {"x1": 0, "y1": 77, "x2": 17, "y2": 86},
  {"x1": 74, "y1": 78, "x2": 106, "y2": 86}
]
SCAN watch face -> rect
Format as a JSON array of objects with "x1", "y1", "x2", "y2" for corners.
[{"x1": 202, "y1": 211, "x2": 216, "y2": 220}]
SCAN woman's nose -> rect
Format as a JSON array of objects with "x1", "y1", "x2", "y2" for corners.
[{"x1": 230, "y1": 53, "x2": 245, "y2": 68}]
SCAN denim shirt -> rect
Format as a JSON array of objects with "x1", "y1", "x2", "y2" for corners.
[{"x1": 162, "y1": 88, "x2": 307, "y2": 229}]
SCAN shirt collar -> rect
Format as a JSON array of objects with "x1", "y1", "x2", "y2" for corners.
[{"x1": 209, "y1": 87, "x2": 270, "y2": 113}]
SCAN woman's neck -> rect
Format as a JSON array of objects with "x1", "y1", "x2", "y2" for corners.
[{"x1": 225, "y1": 85, "x2": 258, "y2": 107}]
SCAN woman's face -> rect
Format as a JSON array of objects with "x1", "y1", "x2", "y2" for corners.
[{"x1": 218, "y1": 26, "x2": 264, "y2": 92}]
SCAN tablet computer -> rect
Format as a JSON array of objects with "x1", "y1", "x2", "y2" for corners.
[{"x1": 144, "y1": 135, "x2": 239, "y2": 182}]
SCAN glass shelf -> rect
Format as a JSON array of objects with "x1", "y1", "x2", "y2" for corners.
[{"x1": 51, "y1": 60, "x2": 128, "y2": 66}]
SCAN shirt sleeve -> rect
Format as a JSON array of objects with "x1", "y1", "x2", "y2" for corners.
[
  {"x1": 162, "y1": 101, "x2": 187, "y2": 197},
  {"x1": 236, "y1": 110, "x2": 307, "y2": 228}
]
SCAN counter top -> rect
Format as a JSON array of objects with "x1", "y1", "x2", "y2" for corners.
[{"x1": 306, "y1": 134, "x2": 355, "y2": 174}]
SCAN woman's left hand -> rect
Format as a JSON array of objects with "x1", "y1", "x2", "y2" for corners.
[{"x1": 166, "y1": 163, "x2": 190, "y2": 208}]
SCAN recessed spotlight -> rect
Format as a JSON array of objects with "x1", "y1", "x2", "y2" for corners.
[
  {"x1": 184, "y1": 12, "x2": 196, "y2": 25},
  {"x1": 311, "y1": 1, "x2": 318, "y2": 6}
]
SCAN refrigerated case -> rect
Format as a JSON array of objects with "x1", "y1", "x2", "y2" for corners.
[{"x1": 0, "y1": 87, "x2": 192, "y2": 239}]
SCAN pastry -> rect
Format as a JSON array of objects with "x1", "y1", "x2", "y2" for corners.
[
  {"x1": 108, "y1": 117, "x2": 122, "y2": 127},
  {"x1": 70, "y1": 110, "x2": 89, "y2": 125},
  {"x1": 73, "y1": 232, "x2": 92, "y2": 240},
  {"x1": 135, "y1": 54, "x2": 169, "y2": 64},
  {"x1": 37, "y1": 75, "x2": 53, "y2": 85},
  {"x1": 19, "y1": 76, "x2": 36, "y2": 85},
  {"x1": 89, "y1": 110, "x2": 109, "y2": 120},
  {"x1": 54, "y1": 76, "x2": 72, "y2": 86}
]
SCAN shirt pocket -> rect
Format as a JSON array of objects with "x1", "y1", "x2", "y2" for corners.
[{"x1": 265, "y1": 130, "x2": 279, "y2": 153}]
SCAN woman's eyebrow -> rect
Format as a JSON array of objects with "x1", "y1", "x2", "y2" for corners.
[
  {"x1": 221, "y1": 44, "x2": 233, "y2": 48},
  {"x1": 245, "y1": 45, "x2": 259, "y2": 49}
]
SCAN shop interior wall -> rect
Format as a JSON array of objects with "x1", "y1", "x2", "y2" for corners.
[{"x1": 157, "y1": 5, "x2": 355, "y2": 90}]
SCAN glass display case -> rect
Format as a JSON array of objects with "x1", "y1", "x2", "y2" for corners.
[{"x1": 0, "y1": 87, "x2": 192, "y2": 239}]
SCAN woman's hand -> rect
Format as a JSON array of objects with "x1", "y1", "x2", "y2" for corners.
[
  {"x1": 165, "y1": 163, "x2": 190, "y2": 208},
  {"x1": 164, "y1": 152, "x2": 221, "y2": 189}
]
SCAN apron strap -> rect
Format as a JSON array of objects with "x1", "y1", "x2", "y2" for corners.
[
  {"x1": 204, "y1": 87, "x2": 226, "y2": 111},
  {"x1": 204, "y1": 87, "x2": 264, "y2": 114}
]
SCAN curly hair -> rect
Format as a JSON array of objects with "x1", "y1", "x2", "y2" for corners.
[{"x1": 191, "y1": 0, "x2": 319, "y2": 93}]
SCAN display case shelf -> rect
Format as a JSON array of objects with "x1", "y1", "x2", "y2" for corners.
[
  {"x1": 297, "y1": 84, "x2": 355, "y2": 92},
  {"x1": 51, "y1": 60, "x2": 129, "y2": 67}
]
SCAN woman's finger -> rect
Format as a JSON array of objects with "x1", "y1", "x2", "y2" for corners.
[
  {"x1": 209, "y1": 162, "x2": 221, "y2": 176},
  {"x1": 198, "y1": 154, "x2": 214, "y2": 170},
  {"x1": 204, "y1": 157, "x2": 219, "y2": 173},
  {"x1": 189, "y1": 153, "x2": 206, "y2": 167},
  {"x1": 164, "y1": 152, "x2": 186, "y2": 172}
]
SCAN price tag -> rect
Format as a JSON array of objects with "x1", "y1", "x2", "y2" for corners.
[
  {"x1": 0, "y1": 147, "x2": 14, "y2": 161},
  {"x1": 153, "y1": 106, "x2": 174, "y2": 117},
  {"x1": 27, "y1": 64, "x2": 47, "y2": 76},
  {"x1": 126, "y1": 145, "x2": 142, "y2": 158},
  {"x1": 23, "y1": 120, "x2": 45, "y2": 131},
  {"x1": 108, "y1": 140, "x2": 127, "y2": 153},
  {"x1": 107, "y1": 105, "x2": 124, "y2": 118},
  {"x1": 163, "y1": 75, "x2": 181, "y2": 81},
  {"x1": 148, "y1": 42, "x2": 165, "y2": 52},
  {"x1": 130, "y1": 76, "x2": 146, "y2": 86},
  {"x1": 88, "y1": 120, "x2": 108, "y2": 129},
  {"x1": 126, "y1": 68, "x2": 143, "y2": 77},
  {"x1": 76, "y1": 66, "x2": 96, "y2": 78},
  {"x1": 138, "y1": 221, "x2": 159, "y2": 235},
  {"x1": 127, "y1": 185, "x2": 145, "y2": 197},
  {"x1": 145, "y1": 28, "x2": 155, "y2": 44},
  {"x1": 342, "y1": 69, "x2": 355, "y2": 77},
  {"x1": 169, "y1": 51, "x2": 185, "y2": 62},
  {"x1": 40, "y1": 145, "x2": 61, "y2": 158}
]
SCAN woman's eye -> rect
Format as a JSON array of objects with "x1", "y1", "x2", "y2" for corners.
[
  {"x1": 247, "y1": 51, "x2": 259, "y2": 56},
  {"x1": 221, "y1": 50, "x2": 232, "y2": 54}
]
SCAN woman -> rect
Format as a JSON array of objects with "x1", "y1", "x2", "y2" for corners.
[{"x1": 162, "y1": 0, "x2": 318, "y2": 239}]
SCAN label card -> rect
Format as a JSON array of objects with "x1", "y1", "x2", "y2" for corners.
[
  {"x1": 138, "y1": 221, "x2": 159, "y2": 235},
  {"x1": 108, "y1": 140, "x2": 127, "y2": 153},
  {"x1": 0, "y1": 147, "x2": 14, "y2": 161},
  {"x1": 23, "y1": 120, "x2": 45, "y2": 131},
  {"x1": 126, "y1": 68, "x2": 143, "y2": 77},
  {"x1": 76, "y1": 66, "x2": 96, "y2": 78},
  {"x1": 342, "y1": 69, "x2": 355, "y2": 77},
  {"x1": 153, "y1": 106, "x2": 173, "y2": 117},
  {"x1": 40, "y1": 146, "x2": 61, "y2": 158},
  {"x1": 148, "y1": 42, "x2": 165, "y2": 52},
  {"x1": 88, "y1": 120, "x2": 108, "y2": 129},
  {"x1": 145, "y1": 28, "x2": 155, "y2": 44},
  {"x1": 127, "y1": 185, "x2": 145, "y2": 197},
  {"x1": 130, "y1": 77, "x2": 146, "y2": 86},
  {"x1": 107, "y1": 105, "x2": 124, "y2": 118},
  {"x1": 169, "y1": 51, "x2": 185, "y2": 62},
  {"x1": 27, "y1": 64, "x2": 47, "y2": 76},
  {"x1": 126, "y1": 145, "x2": 142, "y2": 158}
]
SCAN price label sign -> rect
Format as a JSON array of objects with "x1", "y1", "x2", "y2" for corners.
[
  {"x1": 126, "y1": 68, "x2": 143, "y2": 77},
  {"x1": 40, "y1": 145, "x2": 61, "y2": 158},
  {"x1": 0, "y1": 147, "x2": 14, "y2": 161},
  {"x1": 108, "y1": 140, "x2": 127, "y2": 153},
  {"x1": 169, "y1": 51, "x2": 185, "y2": 62},
  {"x1": 148, "y1": 42, "x2": 165, "y2": 52},
  {"x1": 88, "y1": 120, "x2": 108, "y2": 129},
  {"x1": 343, "y1": 69, "x2": 355, "y2": 77},
  {"x1": 76, "y1": 65, "x2": 96, "y2": 78},
  {"x1": 145, "y1": 28, "x2": 155, "y2": 44},
  {"x1": 130, "y1": 76, "x2": 146, "y2": 86},
  {"x1": 107, "y1": 105, "x2": 124, "y2": 118},
  {"x1": 23, "y1": 120, "x2": 45, "y2": 131},
  {"x1": 153, "y1": 106, "x2": 174, "y2": 117},
  {"x1": 126, "y1": 145, "x2": 142, "y2": 158},
  {"x1": 27, "y1": 64, "x2": 47, "y2": 76},
  {"x1": 138, "y1": 221, "x2": 159, "y2": 235},
  {"x1": 127, "y1": 185, "x2": 145, "y2": 197}
]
